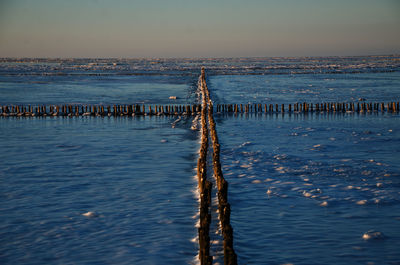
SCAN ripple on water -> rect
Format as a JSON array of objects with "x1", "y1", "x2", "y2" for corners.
[{"x1": 218, "y1": 112, "x2": 400, "y2": 264}]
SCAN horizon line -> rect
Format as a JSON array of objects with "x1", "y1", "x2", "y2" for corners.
[{"x1": 1, "y1": 54, "x2": 399, "y2": 60}]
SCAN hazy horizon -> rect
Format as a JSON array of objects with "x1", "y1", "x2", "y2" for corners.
[
  {"x1": 1, "y1": 0, "x2": 399, "y2": 58},
  {"x1": 1, "y1": 54, "x2": 400, "y2": 60}
]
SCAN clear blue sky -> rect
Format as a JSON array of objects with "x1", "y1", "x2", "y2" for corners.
[{"x1": 0, "y1": 0, "x2": 399, "y2": 58}]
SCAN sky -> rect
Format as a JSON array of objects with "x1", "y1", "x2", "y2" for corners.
[{"x1": 0, "y1": 0, "x2": 399, "y2": 58}]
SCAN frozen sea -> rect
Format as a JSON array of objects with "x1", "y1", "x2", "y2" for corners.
[{"x1": 1, "y1": 56, "x2": 400, "y2": 264}]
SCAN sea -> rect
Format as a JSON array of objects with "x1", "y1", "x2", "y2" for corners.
[{"x1": 1, "y1": 56, "x2": 400, "y2": 265}]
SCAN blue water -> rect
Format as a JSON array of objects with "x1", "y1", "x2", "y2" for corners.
[
  {"x1": 0, "y1": 117, "x2": 200, "y2": 264},
  {"x1": 215, "y1": 113, "x2": 400, "y2": 264},
  {"x1": 1, "y1": 56, "x2": 400, "y2": 264},
  {"x1": 210, "y1": 72, "x2": 400, "y2": 104},
  {"x1": 208, "y1": 65, "x2": 400, "y2": 264},
  {"x1": 0, "y1": 74, "x2": 197, "y2": 105}
]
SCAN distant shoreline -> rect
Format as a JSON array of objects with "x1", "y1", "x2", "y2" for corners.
[{"x1": 1, "y1": 54, "x2": 399, "y2": 61}]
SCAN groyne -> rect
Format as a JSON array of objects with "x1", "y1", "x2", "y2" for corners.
[
  {"x1": 200, "y1": 68, "x2": 238, "y2": 264},
  {"x1": 0, "y1": 104, "x2": 201, "y2": 117},
  {"x1": 197, "y1": 71, "x2": 213, "y2": 264},
  {"x1": 1, "y1": 101, "x2": 398, "y2": 117},
  {"x1": 195, "y1": 68, "x2": 238, "y2": 264},
  {"x1": 214, "y1": 102, "x2": 399, "y2": 113}
]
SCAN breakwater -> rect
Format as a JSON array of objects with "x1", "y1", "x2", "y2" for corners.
[
  {"x1": 1, "y1": 101, "x2": 399, "y2": 118},
  {"x1": 197, "y1": 70, "x2": 213, "y2": 264},
  {"x1": 200, "y1": 68, "x2": 238, "y2": 264},
  {"x1": 0, "y1": 104, "x2": 201, "y2": 117},
  {"x1": 195, "y1": 68, "x2": 238, "y2": 264},
  {"x1": 215, "y1": 102, "x2": 399, "y2": 113}
]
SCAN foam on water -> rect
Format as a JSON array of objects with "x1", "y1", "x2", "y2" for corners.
[
  {"x1": 216, "y1": 113, "x2": 400, "y2": 264},
  {"x1": 0, "y1": 116, "x2": 200, "y2": 264},
  {"x1": 1, "y1": 57, "x2": 400, "y2": 264}
]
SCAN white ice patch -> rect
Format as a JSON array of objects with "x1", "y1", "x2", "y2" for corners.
[
  {"x1": 239, "y1": 141, "x2": 252, "y2": 148},
  {"x1": 320, "y1": 201, "x2": 328, "y2": 207},
  {"x1": 191, "y1": 114, "x2": 200, "y2": 130},
  {"x1": 362, "y1": 230, "x2": 385, "y2": 240},
  {"x1": 171, "y1": 116, "x2": 182, "y2": 128},
  {"x1": 356, "y1": 200, "x2": 368, "y2": 205},
  {"x1": 82, "y1": 211, "x2": 97, "y2": 218}
]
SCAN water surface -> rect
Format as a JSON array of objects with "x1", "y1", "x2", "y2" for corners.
[{"x1": 1, "y1": 56, "x2": 400, "y2": 264}]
